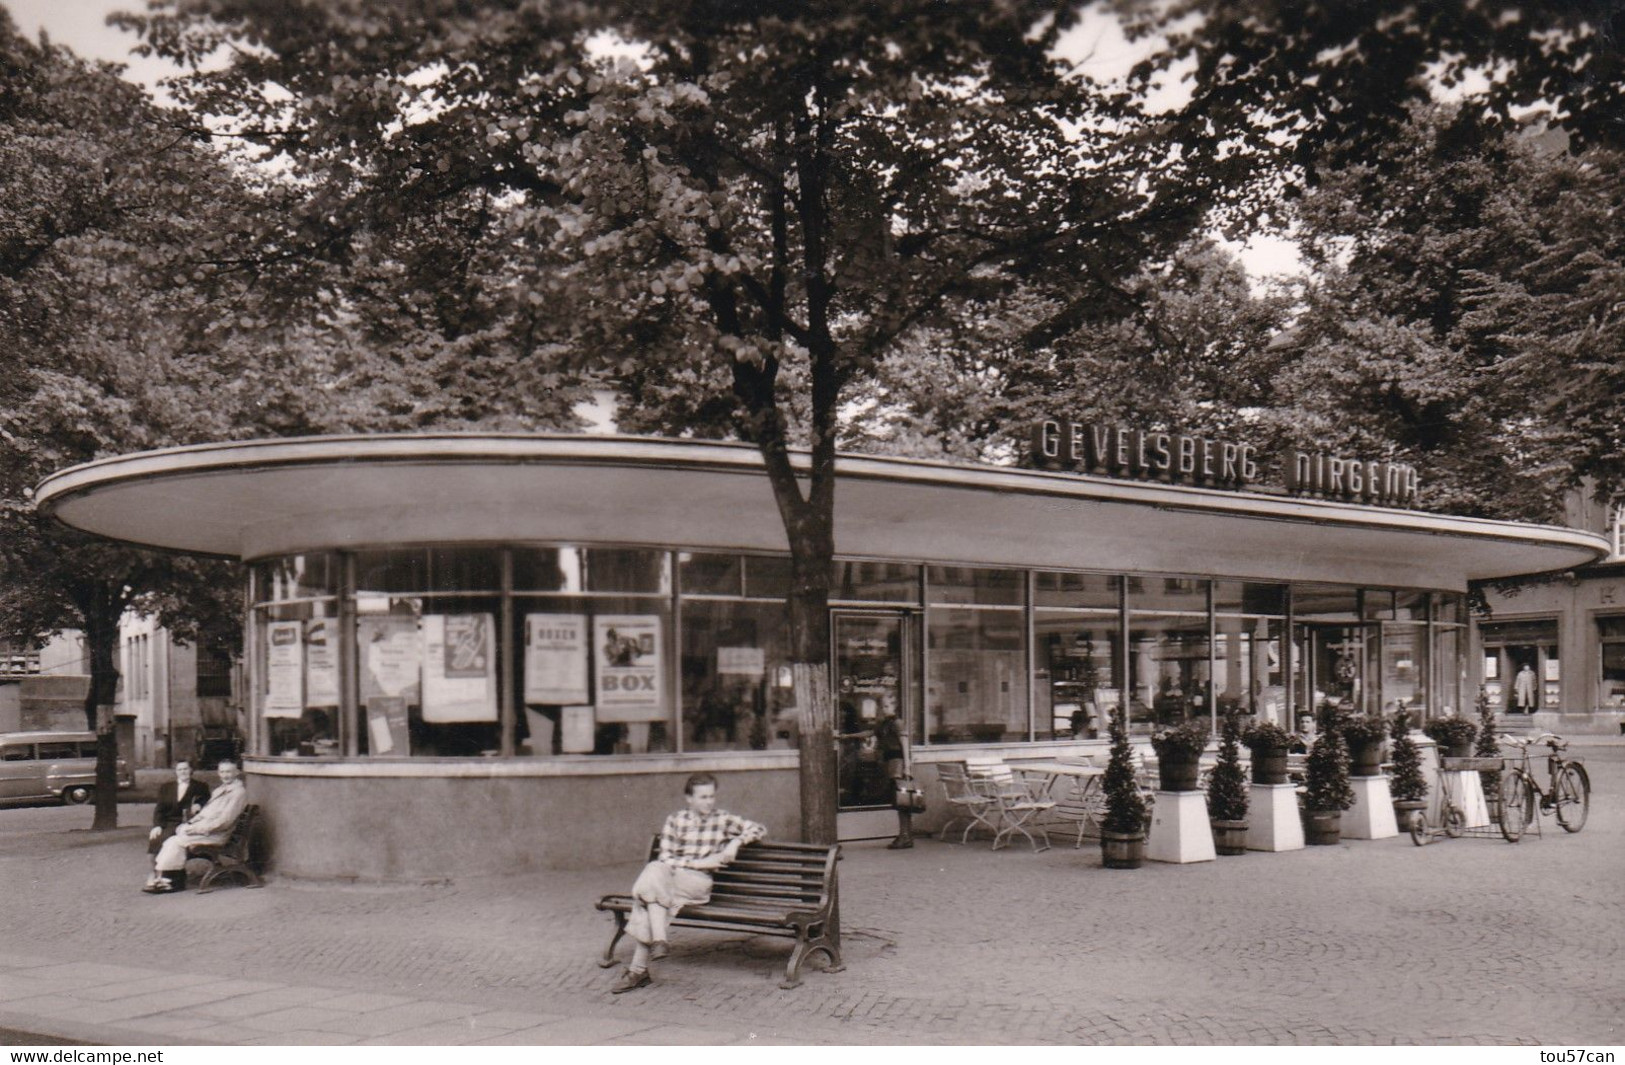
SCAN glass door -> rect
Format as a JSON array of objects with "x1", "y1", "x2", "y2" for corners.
[{"x1": 832, "y1": 611, "x2": 918, "y2": 813}]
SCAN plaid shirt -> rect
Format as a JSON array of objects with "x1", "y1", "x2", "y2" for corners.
[{"x1": 658, "y1": 808, "x2": 766, "y2": 869}]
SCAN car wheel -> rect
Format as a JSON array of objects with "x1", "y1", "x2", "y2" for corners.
[{"x1": 62, "y1": 785, "x2": 93, "y2": 805}]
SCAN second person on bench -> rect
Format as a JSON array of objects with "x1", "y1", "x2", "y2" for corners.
[{"x1": 610, "y1": 771, "x2": 766, "y2": 994}]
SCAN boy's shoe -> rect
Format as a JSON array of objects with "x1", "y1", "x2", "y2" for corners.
[
  {"x1": 649, "y1": 940, "x2": 670, "y2": 960},
  {"x1": 886, "y1": 837, "x2": 914, "y2": 850},
  {"x1": 610, "y1": 968, "x2": 651, "y2": 994}
]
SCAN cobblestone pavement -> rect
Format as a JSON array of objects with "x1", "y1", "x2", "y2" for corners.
[{"x1": 1, "y1": 744, "x2": 1621, "y2": 1046}]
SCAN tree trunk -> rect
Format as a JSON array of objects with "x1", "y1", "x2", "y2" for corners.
[
  {"x1": 83, "y1": 603, "x2": 122, "y2": 831},
  {"x1": 787, "y1": 531, "x2": 835, "y2": 843}
]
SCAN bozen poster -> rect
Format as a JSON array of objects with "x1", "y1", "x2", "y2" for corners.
[
  {"x1": 593, "y1": 615, "x2": 663, "y2": 723},
  {"x1": 524, "y1": 613, "x2": 589, "y2": 705},
  {"x1": 304, "y1": 618, "x2": 341, "y2": 708},
  {"x1": 422, "y1": 613, "x2": 498, "y2": 723},
  {"x1": 264, "y1": 620, "x2": 304, "y2": 718}
]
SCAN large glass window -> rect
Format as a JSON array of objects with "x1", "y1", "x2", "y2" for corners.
[
  {"x1": 515, "y1": 591, "x2": 673, "y2": 756},
  {"x1": 680, "y1": 599, "x2": 795, "y2": 751},
  {"x1": 249, "y1": 547, "x2": 1470, "y2": 758},
  {"x1": 1035, "y1": 611, "x2": 1121, "y2": 740},
  {"x1": 927, "y1": 605, "x2": 1027, "y2": 744},
  {"x1": 1597, "y1": 616, "x2": 1625, "y2": 709}
]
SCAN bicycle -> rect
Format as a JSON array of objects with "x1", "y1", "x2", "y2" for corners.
[{"x1": 1494, "y1": 732, "x2": 1590, "y2": 842}]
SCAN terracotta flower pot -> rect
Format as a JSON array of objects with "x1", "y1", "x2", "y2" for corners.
[
  {"x1": 1211, "y1": 818, "x2": 1249, "y2": 856},
  {"x1": 1100, "y1": 828, "x2": 1146, "y2": 869},
  {"x1": 1304, "y1": 807, "x2": 1342, "y2": 845},
  {"x1": 1250, "y1": 751, "x2": 1290, "y2": 785}
]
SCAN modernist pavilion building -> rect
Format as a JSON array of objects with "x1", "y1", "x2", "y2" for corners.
[{"x1": 35, "y1": 432, "x2": 1608, "y2": 879}]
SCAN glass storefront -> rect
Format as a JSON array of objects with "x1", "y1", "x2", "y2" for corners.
[{"x1": 250, "y1": 546, "x2": 1470, "y2": 757}]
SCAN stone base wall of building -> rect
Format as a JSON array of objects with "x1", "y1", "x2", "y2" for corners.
[{"x1": 246, "y1": 758, "x2": 803, "y2": 880}]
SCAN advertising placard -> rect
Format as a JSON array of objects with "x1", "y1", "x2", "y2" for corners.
[
  {"x1": 264, "y1": 620, "x2": 304, "y2": 718},
  {"x1": 366, "y1": 696, "x2": 410, "y2": 756},
  {"x1": 422, "y1": 613, "x2": 498, "y2": 723},
  {"x1": 524, "y1": 613, "x2": 589, "y2": 705},
  {"x1": 716, "y1": 646, "x2": 765, "y2": 677},
  {"x1": 593, "y1": 615, "x2": 663, "y2": 723},
  {"x1": 304, "y1": 618, "x2": 340, "y2": 708},
  {"x1": 358, "y1": 615, "x2": 421, "y2": 703}
]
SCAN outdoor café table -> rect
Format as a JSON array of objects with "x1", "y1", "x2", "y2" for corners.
[{"x1": 1012, "y1": 762, "x2": 1106, "y2": 847}]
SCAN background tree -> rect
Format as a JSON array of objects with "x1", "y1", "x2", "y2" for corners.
[{"x1": 120, "y1": 0, "x2": 1221, "y2": 843}]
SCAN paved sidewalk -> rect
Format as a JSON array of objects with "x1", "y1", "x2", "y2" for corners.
[{"x1": 2, "y1": 743, "x2": 1622, "y2": 1046}]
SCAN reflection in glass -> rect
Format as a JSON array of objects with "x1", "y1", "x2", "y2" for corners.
[
  {"x1": 927, "y1": 607, "x2": 1026, "y2": 742},
  {"x1": 927, "y1": 566, "x2": 1023, "y2": 606},
  {"x1": 255, "y1": 554, "x2": 335, "y2": 602},
  {"x1": 1213, "y1": 615, "x2": 1287, "y2": 726},
  {"x1": 681, "y1": 600, "x2": 794, "y2": 752},
  {"x1": 1033, "y1": 571, "x2": 1120, "y2": 610},
  {"x1": 833, "y1": 560, "x2": 920, "y2": 603},
  {"x1": 1128, "y1": 613, "x2": 1210, "y2": 733},
  {"x1": 1035, "y1": 611, "x2": 1121, "y2": 740},
  {"x1": 1381, "y1": 624, "x2": 1427, "y2": 713}
]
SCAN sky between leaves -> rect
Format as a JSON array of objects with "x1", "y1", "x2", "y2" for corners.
[{"x1": 3, "y1": 0, "x2": 1307, "y2": 279}]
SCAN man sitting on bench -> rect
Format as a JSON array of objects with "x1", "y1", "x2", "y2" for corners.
[
  {"x1": 143, "y1": 759, "x2": 248, "y2": 894},
  {"x1": 610, "y1": 772, "x2": 766, "y2": 994}
]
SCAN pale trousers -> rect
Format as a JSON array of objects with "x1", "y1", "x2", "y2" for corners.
[{"x1": 628, "y1": 860, "x2": 713, "y2": 944}]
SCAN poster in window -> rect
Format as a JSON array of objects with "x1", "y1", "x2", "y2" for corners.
[
  {"x1": 1544, "y1": 657, "x2": 1560, "y2": 682},
  {"x1": 304, "y1": 618, "x2": 340, "y2": 708},
  {"x1": 524, "y1": 613, "x2": 589, "y2": 704},
  {"x1": 422, "y1": 613, "x2": 498, "y2": 722},
  {"x1": 366, "y1": 695, "x2": 410, "y2": 756},
  {"x1": 264, "y1": 620, "x2": 304, "y2": 718},
  {"x1": 717, "y1": 646, "x2": 765, "y2": 677},
  {"x1": 593, "y1": 615, "x2": 664, "y2": 723},
  {"x1": 358, "y1": 615, "x2": 421, "y2": 703},
  {"x1": 560, "y1": 704, "x2": 596, "y2": 753}
]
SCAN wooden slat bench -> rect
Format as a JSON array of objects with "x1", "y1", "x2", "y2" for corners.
[
  {"x1": 595, "y1": 837, "x2": 842, "y2": 989},
  {"x1": 186, "y1": 803, "x2": 265, "y2": 894}
]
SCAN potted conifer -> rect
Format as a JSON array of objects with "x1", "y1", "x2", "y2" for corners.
[
  {"x1": 1100, "y1": 706, "x2": 1149, "y2": 869},
  {"x1": 1207, "y1": 710, "x2": 1250, "y2": 855},
  {"x1": 1388, "y1": 707, "x2": 1428, "y2": 832},
  {"x1": 1303, "y1": 705, "x2": 1354, "y2": 845},
  {"x1": 1473, "y1": 686, "x2": 1505, "y2": 821}
]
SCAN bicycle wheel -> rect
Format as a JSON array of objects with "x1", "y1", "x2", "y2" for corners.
[
  {"x1": 1498, "y1": 774, "x2": 1529, "y2": 842},
  {"x1": 1408, "y1": 809, "x2": 1428, "y2": 846},
  {"x1": 1556, "y1": 763, "x2": 1590, "y2": 833},
  {"x1": 1443, "y1": 805, "x2": 1466, "y2": 838}
]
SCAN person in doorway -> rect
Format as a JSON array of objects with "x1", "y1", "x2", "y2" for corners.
[
  {"x1": 144, "y1": 760, "x2": 210, "y2": 889},
  {"x1": 143, "y1": 759, "x2": 248, "y2": 894},
  {"x1": 1514, "y1": 663, "x2": 1537, "y2": 712},
  {"x1": 610, "y1": 772, "x2": 766, "y2": 994},
  {"x1": 837, "y1": 696, "x2": 914, "y2": 849}
]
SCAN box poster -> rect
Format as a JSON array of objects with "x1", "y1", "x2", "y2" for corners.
[
  {"x1": 524, "y1": 613, "x2": 589, "y2": 705},
  {"x1": 264, "y1": 620, "x2": 304, "y2": 718},
  {"x1": 358, "y1": 615, "x2": 421, "y2": 704},
  {"x1": 593, "y1": 615, "x2": 663, "y2": 723},
  {"x1": 422, "y1": 613, "x2": 498, "y2": 722},
  {"x1": 304, "y1": 618, "x2": 340, "y2": 708}
]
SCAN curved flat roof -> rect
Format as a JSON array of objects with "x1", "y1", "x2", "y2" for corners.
[{"x1": 34, "y1": 433, "x2": 1608, "y2": 590}]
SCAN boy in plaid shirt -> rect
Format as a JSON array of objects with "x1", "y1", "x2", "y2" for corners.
[{"x1": 611, "y1": 772, "x2": 766, "y2": 993}]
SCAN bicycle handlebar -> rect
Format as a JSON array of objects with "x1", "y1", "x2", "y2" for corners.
[{"x1": 1497, "y1": 732, "x2": 1567, "y2": 752}]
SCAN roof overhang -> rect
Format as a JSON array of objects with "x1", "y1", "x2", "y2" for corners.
[{"x1": 34, "y1": 434, "x2": 1609, "y2": 591}]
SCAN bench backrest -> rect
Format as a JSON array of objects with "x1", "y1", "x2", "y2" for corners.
[
  {"x1": 643, "y1": 836, "x2": 838, "y2": 913},
  {"x1": 226, "y1": 804, "x2": 259, "y2": 850}
]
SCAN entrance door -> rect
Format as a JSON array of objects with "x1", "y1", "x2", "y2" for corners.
[
  {"x1": 1293, "y1": 622, "x2": 1374, "y2": 731},
  {"x1": 832, "y1": 611, "x2": 918, "y2": 841}
]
